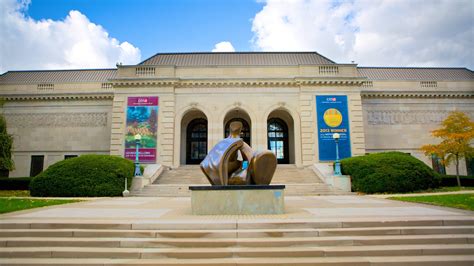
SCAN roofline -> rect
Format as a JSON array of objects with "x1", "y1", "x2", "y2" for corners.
[
  {"x1": 138, "y1": 51, "x2": 337, "y2": 65},
  {"x1": 1, "y1": 68, "x2": 117, "y2": 75},
  {"x1": 358, "y1": 66, "x2": 473, "y2": 72}
]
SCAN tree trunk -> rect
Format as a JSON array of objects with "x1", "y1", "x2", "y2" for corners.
[{"x1": 455, "y1": 154, "x2": 461, "y2": 187}]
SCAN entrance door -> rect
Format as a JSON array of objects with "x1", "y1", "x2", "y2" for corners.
[
  {"x1": 186, "y1": 118, "x2": 207, "y2": 164},
  {"x1": 224, "y1": 118, "x2": 251, "y2": 145},
  {"x1": 267, "y1": 118, "x2": 289, "y2": 164}
]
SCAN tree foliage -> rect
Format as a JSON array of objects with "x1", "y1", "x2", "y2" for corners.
[
  {"x1": 420, "y1": 111, "x2": 474, "y2": 186},
  {"x1": 0, "y1": 98, "x2": 14, "y2": 173}
]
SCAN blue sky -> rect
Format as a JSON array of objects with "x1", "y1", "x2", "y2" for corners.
[
  {"x1": 26, "y1": 0, "x2": 263, "y2": 59},
  {"x1": 1, "y1": 0, "x2": 473, "y2": 72}
]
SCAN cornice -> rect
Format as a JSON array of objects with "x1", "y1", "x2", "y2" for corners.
[
  {"x1": 1, "y1": 93, "x2": 113, "y2": 101},
  {"x1": 111, "y1": 78, "x2": 365, "y2": 88},
  {"x1": 361, "y1": 91, "x2": 474, "y2": 98}
]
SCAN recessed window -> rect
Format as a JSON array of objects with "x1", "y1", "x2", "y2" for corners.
[
  {"x1": 64, "y1": 155, "x2": 78, "y2": 160},
  {"x1": 466, "y1": 157, "x2": 473, "y2": 176},
  {"x1": 30, "y1": 155, "x2": 44, "y2": 177},
  {"x1": 431, "y1": 154, "x2": 446, "y2": 175}
]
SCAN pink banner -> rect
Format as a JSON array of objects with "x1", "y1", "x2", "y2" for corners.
[{"x1": 124, "y1": 96, "x2": 159, "y2": 163}]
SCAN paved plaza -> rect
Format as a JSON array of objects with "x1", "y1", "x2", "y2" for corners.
[
  {"x1": 1, "y1": 195, "x2": 473, "y2": 265},
  {"x1": 1, "y1": 194, "x2": 473, "y2": 225}
]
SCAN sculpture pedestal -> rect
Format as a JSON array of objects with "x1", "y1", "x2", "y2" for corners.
[{"x1": 189, "y1": 185, "x2": 285, "y2": 215}]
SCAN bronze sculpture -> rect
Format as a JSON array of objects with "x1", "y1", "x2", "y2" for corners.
[{"x1": 200, "y1": 121, "x2": 277, "y2": 185}]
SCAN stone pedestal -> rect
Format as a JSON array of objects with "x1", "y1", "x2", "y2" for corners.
[{"x1": 189, "y1": 185, "x2": 285, "y2": 215}]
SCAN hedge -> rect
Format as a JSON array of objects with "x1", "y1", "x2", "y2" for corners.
[
  {"x1": 440, "y1": 175, "x2": 474, "y2": 187},
  {"x1": 341, "y1": 152, "x2": 440, "y2": 194},
  {"x1": 29, "y1": 155, "x2": 135, "y2": 197},
  {"x1": 0, "y1": 177, "x2": 31, "y2": 190}
]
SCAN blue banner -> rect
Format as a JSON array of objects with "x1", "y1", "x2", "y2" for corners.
[{"x1": 316, "y1": 95, "x2": 351, "y2": 161}]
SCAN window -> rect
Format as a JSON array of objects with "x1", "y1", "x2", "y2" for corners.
[
  {"x1": 30, "y1": 155, "x2": 44, "y2": 177},
  {"x1": 64, "y1": 155, "x2": 78, "y2": 160},
  {"x1": 431, "y1": 154, "x2": 446, "y2": 175},
  {"x1": 267, "y1": 118, "x2": 289, "y2": 164},
  {"x1": 466, "y1": 156, "x2": 474, "y2": 176}
]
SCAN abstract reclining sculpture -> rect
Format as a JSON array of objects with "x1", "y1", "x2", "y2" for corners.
[{"x1": 200, "y1": 121, "x2": 277, "y2": 185}]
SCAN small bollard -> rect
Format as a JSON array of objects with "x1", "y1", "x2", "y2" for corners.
[{"x1": 122, "y1": 178, "x2": 130, "y2": 197}]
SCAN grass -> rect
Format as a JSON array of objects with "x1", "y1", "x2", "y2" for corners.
[
  {"x1": 0, "y1": 190, "x2": 30, "y2": 197},
  {"x1": 0, "y1": 198, "x2": 81, "y2": 214},
  {"x1": 415, "y1": 186, "x2": 474, "y2": 193},
  {"x1": 390, "y1": 194, "x2": 474, "y2": 211}
]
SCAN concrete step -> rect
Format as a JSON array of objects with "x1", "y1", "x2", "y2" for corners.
[
  {"x1": 2, "y1": 234, "x2": 473, "y2": 248},
  {"x1": 1, "y1": 255, "x2": 474, "y2": 265},
  {"x1": 1, "y1": 226, "x2": 473, "y2": 238},
  {"x1": 132, "y1": 183, "x2": 348, "y2": 197},
  {"x1": 136, "y1": 164, "x2": 342, "y2": 197},
  {"x1": 1, "y1": 244, "x2": 474, "y2": 259},
  {"x1": 2, "y1": 219, "x2": 473, "y2": 230}
]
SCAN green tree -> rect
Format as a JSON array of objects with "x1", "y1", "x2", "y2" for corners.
[
  {"x1": 421, "y1": 111, "x2": 474, "y2": 187},
  {"x1": 0, "y1": 98, "x2": 14, "y2": 175}
]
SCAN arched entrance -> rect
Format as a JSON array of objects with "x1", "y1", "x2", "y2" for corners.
[
  {"x1": 267, "y1": 118, "x2": 289, "y2": 164},
  {"x1": 267, "y1": 109, "x2": 295, "y2": 164},
  {"x1": 186, "y1": 118, "x2": 207, "y2": 164},
  {"x1": 223, "y1": 109, "x2": 251, "y2": 146},
  {"x1": 180, "y1": 110, "x2": 208, "y2": 165}
]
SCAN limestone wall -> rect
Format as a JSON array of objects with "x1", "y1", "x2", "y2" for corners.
[
  {"x1": 362, "y1": 96, "x2": 474, "y2": 175},
  {"x1": 3, "y1": 99, "x2": 113, "y2": 177}
]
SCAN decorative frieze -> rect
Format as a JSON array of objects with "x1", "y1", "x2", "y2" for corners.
[
  {"x1": 6, "y1": 112, "x2": 108, "y2": 128},
  {"x1": 366, "y1": 110, "x2": 472, "y2": 125},
  {"x1": 362, "y1": 92, "x2": 473, "y2": 98}
]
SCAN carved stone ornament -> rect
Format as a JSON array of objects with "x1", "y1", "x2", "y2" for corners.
[
  {"x1": 366, "y1": 110, "x2": 474, "y2": 125},
  {"x1": 5, "y1": 112, "x2": 108, "y2": 128}
]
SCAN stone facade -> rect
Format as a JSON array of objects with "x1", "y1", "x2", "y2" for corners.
[{"x1": 0, "y1": 52, "x2": 473, "y2": 177}]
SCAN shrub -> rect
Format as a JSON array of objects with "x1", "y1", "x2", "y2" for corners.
[
  {"x1": 440, "y1": 175, "x2": 474, "y2": 187},
  {"x1": 341, "y1": 152, "x2": 440, "y2": 194},
  {"x1": 0, "y1": 177, "x2": 31, "y2": 190},
  {"x1": 30, "y1": 155, "x2": 134, "y2": 197}
]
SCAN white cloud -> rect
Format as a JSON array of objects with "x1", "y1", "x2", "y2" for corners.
[
  {"x1": 251, "y1": 0, "x2": 474, "y2": 69},
  {"x1": 212, "y1": 41, "x2": 236, "y2": 52},
  {"x1": 0, "y1": 0, "x2": 141, "y2": 73}
]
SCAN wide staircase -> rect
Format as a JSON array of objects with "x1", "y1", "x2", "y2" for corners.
[
  {"x1": 1, "y1": 218, "x2": 473, "y2": 265},
  {"x1": 131, "y1": 165, "x2": 348, "y2": 197}
]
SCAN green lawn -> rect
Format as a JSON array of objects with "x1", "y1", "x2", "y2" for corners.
[
  {"x1": 390, "y1": 194, "x2": 474, "y2": 211},
  {"x1": 0, "y1": 190, "x2": 30, "y2": 197},
  {"x1": 416, "y1": 186, "x2": 474, "y2": 193},
  {"x1": 0, "y1": 198, "x2": 81, "y2": 214}
]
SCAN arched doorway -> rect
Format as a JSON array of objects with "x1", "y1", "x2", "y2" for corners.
[
  {"x1": 224, "y1": 118, "x2": 251, "y2": 145},
  {"x1": 186, "y1": 118, "x2": 207, "y2": 164},
  {"x1": 267, "y1": 118, "x2": 289, "y2": 164},
  {"x1": 223, "y1": 109, "x2": 252, "y2": 146}
]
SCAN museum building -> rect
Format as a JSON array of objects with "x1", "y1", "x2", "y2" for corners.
[{"x1": 0, "y1": 52, "x2": 473, "y2": 178}]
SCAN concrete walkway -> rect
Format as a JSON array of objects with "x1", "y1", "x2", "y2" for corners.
[
  {"x1": 369, "y1": 190, "x2": 474, "y2": 198},
  {"x1": 1, "y1": 194, "x2": 472, "y2": 223}
]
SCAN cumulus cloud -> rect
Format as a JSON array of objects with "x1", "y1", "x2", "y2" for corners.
[
  {"x1": 212, "y1": 41, "x2": 236, "y2": 52},
  {"x1": 0, "y1": 0, "x2": 141, "y2": 73},
  {"x1": 251, "y1": 0, "x2": 474, "y2": 68}
]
